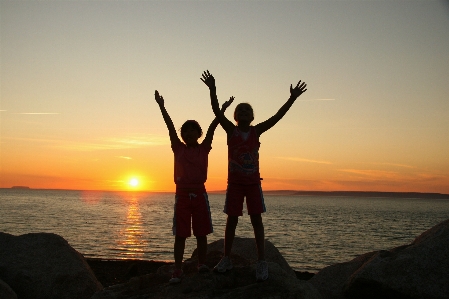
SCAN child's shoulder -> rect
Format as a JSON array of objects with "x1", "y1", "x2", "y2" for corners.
[{"x1": 171, "y1": 141, "x2": 186, "y2": 151}]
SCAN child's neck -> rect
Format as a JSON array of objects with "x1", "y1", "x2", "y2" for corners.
[
  {"x1": 237, "y1": 122, "x2": 251, "y2": 133},
  {"x1": 185, "y1": 142, "x2": 199, "y2": 147}
]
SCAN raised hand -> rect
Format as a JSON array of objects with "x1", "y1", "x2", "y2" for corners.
[
  {"x1": 155, "y1": 90, "x2": 164, "y2": 106},
  {"x1": 290, "y1": 81, "x2": 307, "y2": 99},
  {"x1": 221, "y1": 96, "x2": 235, "y2": 111},
  {"x1": 201, "y1": 70, "x2": 216, "y2": 89}
]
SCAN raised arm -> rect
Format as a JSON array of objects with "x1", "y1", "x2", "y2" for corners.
[
  {"x1": 202, "y1": 97, "x2": 235, "y2": 146},
  {"x1": 201, "y1": 70, "x2": 235, "y2": 134},
  {"x1": 255, "y1": 80, "x2": 307, "y2": 136},
  {"x1": 154, "y1": 90, "x2": 182, "y2": 146}
]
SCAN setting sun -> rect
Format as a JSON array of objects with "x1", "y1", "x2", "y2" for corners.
[
  {"x1": 129, "y1": 178, "x2": 139, "y2": 187},
  {"x1": 121, "y1": 175, "x2": 153, "y2": 191}
]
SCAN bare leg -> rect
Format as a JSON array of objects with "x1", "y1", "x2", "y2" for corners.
[
  {"x1": 196, "y1": 235, "x2": 207, "y2": 265},
  {"x1": 224, "y1": 215, "x2": 239, "y2": 256},
  {"x1": 174, "y1": 235, "x2": 186, "y2": 270},
  {"x1": 250, "y1": 214, "x2": 265, "y2": 260}
]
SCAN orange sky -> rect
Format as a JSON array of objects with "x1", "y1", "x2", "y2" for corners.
[{"x1": 1, "y1": 1, "x2": 448, "y2": 194}]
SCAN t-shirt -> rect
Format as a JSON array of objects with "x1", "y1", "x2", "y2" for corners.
[
  {"x1": 172, "y1": 142, "x2": 211, "y2": 189},
  {"x1": 227, "y1": 126, "x2": 261, "y2": 185}
]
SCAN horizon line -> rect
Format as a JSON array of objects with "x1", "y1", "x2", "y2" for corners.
[{"x1": 3, "y1": 187, "x2": 448, "y2": 197}]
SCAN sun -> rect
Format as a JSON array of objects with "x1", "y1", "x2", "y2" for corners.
[{"x1": 129, "y1": 178, "x2": 139, "y2": 187}]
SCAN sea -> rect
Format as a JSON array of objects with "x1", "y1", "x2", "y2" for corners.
[{"x1": 1, "y1": 188, "x2": 448, "y2": 273}]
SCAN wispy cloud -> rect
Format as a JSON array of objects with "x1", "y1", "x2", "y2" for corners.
[
  {"x1": 277, "y1": 157, "x2": 333, "y2": 165},
  {"x1": 58, "y1": 135, "x2": 168, "y2": 151},
  {"x1": 336, "y1": 168, "x2": 449, "y2": 192},
  {"x1": 13, "y1": 112, "x2": 60, "y2": 115},
  {"x1": 3, "y1": 136, "x2": 61, "y2": 143},
  {"x1": 3, "y1": 134, "x2": 168, "y2": 151},
  {"x1": 245, "y1": 170, "x2": 449, "y2": 193},
  {"x1": 411, "y1": 172, "x2": 449, "y2": 182},
  {"x1": 117, "y1": 156, "x2": 132, "y2": 160},
  {"x1": 104, "y1": 136, "x2": 165, "y2": 146},
  {"x1": 338, "y1": 169, "x2": 400, "y2": 180},
  {"x1": 297, "y1": 98, "x2": 336, "y2": 102},
  {"x1": 368, "y1": 162, "x2": 416, "y2": 169}
]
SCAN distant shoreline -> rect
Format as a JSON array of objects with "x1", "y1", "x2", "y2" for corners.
[
  {"x1": 289, "y1": 190, "x2": 449, "y2": 200},
  {"x1": 216, "y1": 190, "x2": 449, "y2": 199},
  {"x1": 10, "y1": 186, "x2": 31, "y2": 189},
  {"x1": 2, "y1": 187, "x2": 448, "y2": 199}
]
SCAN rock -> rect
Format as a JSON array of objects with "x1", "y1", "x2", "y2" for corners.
[
  {"x1": 0, "y1": 232, "x2": 103, "y2": 299},
  {"x1": 0, "y1": 278, "x2": 17, "y2": 299},
  {"x1": 93, "y1": 261, "x2": 321, "y2": 299},
  {"x1": 310, "y1": 219, "x2": 449, "y2": 299},
  {"x1": 295, "y1": 271, "x2": 315, "y2": 281},
  {"x1": 193, "y1": 237, "x2": 297, "y2": 278},
  {"x1": 158, "y1": 262, "x2": 321, "y2": 299},
  {"x1": 344, "y1": 219, "x2": 449, "y2": 299},
  {"x1": 308, "y1": 251, "x2": 377, "y2": 299},
  {"x1": 92, "y1": 239, "x2": 322, "y2": 299},
  {"x1": 86, "y1": 258, "x2": 168, "y2": 287}
]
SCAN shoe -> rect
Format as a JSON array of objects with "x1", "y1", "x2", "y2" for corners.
[
  {"x1": 214, "y1": 256, "x2": 233, "y2": 273},
  {"x1": 198, "y1": 264, "x2": 210, "y2": 273},
  {"x1": 169, "y1": 269, "x2": 183, "y2": 284},
  {"x1": 256, "y1": 260, "x2": 268, "y2": 281}
]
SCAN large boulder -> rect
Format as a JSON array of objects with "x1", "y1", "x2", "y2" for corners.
[
  {"x1": 310, "y1": 219, "x2": 449, "y2": 299},
  {"x1": 344, "y1": 219, "x2": 449, "y2": 299},
  {"x1": 93, "y1": 263, "x2": 322, "y2": 299},
  {"x1": 0, "y1": 278, "x2": 17, "y2": 299},
  {"x1": 155, "y1": 262, "x2": 321, "y2": 299},
  {"x1": 92, "y1": 238, "x2": 322, "y2": 299},
  {"x1": 0, "y1": 232, "x2": 103, "y2": 299},
  {"x1": 307, "y1": 251, "x2": 377, "y2": 299},
  {"x1": 197, "y1": 237, "x2": 297, "y2": 278}
]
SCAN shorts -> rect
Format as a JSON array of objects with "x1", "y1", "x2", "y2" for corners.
[
  {"x1": 224, "y1": 183, "x2": 266, "y2": 216},
  {"x1": 173, "y1": 188, "x2": 213, "y2": 238}
]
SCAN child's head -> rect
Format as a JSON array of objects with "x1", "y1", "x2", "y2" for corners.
[
  {"x1": 234, "y1": 103, "x2": 254, "y2": 123},
  {"x1": 180, "y1": 120, "x2": 203, "y2": 145}
]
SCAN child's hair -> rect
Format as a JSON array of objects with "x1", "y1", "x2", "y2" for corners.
[
  {"x1": 233, "y1": 103, "x2": 254, "y2": 122},
  {"x1": 180, "y1": 120, "x2": 203, "y2": 140}
]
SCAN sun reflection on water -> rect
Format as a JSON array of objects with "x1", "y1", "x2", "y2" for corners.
[{"x1": 116, "y1": 196, "x2": 148, "y2": 259}]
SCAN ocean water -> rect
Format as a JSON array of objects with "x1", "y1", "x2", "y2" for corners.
[{"x1": 1, "y1": 189, "x2": 448, "y2": 272}]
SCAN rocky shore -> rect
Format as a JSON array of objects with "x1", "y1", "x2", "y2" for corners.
[
  {"x1": 1, "y1": 219, "x2": 448, "y2": 299},
  {"x1": 85, "y1": 258, "x2": 315, "y2": 288}
]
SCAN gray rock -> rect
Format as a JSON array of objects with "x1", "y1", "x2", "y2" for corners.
[
  {"x1": 195, "y1": 237, "x2": 297, "y2": 278},
  {"x1": 0, "y1": 278, "x2": 17, "y2": 299},
  {"x1": 0, "y1": 232, "x2": 103, "y2": 299},
  {"x1": 308, "y1": 251, "x2": 377, "y2": 299},
  {"x1": 344, "y1": 219, "x2": 449, "y2": 299},
  {"x1": 92, "y1": 261, "x2": 322, "y2": 299},
  {"x1": 92, "y1": 238, "x2": 322, "y2": 299},
  {"x1": 310, "y1": 219, "x2": 449, "y2": 299}
]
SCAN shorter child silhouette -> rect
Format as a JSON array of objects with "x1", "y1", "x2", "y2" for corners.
[{"x1": 154, "y1": 90, "x2": 233, "y2": 284}]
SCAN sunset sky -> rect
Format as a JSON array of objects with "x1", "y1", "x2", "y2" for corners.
[{"x1": 1, "y1": 0, "x2": 448, "y2": 193}]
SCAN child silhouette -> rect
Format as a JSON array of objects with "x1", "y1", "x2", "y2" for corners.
[
  {"x1": 154, "y1": 90, "x2": 233, "y2": 283},
  {"x1": 201, "y1": 70, "x2": 307, "y2": 281}
]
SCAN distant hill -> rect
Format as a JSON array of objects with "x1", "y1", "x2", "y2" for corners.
[
  {"x1": 11, "y1": 186, "x2": 31, "y2": 189},
  {"x1": 290, "y1": 191, "x2": 449, "y2": 199},
  {"x1": 209, "y1": 190, "x2": 449, "y2": 199}
]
